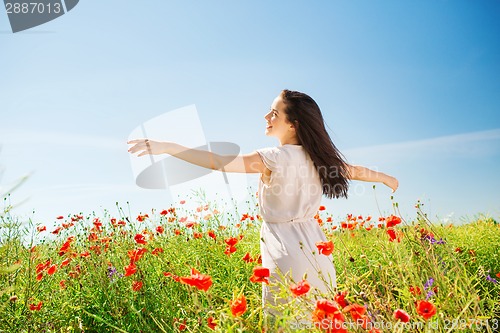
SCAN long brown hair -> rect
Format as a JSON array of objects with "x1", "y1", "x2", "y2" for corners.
[{"x1": 281, "y1": 89, "x2": 350, "y2": 199}]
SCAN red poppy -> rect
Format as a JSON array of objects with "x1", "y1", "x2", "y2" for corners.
[
  {"x1": 393, "y1": 309, "x2": 410, "y2": 322},
  {"x1": 184, "y1": 221, "x2": 198, "y2": 228},
  {"x1": 290, "y1": 280, "x2": 311, "y2": 297},
  {"x1": 193, "y1": 232, "x2": 203, "y2": 239},
  {"x1": 409, "y1": 286, "x2": 422, "y2": 295},
  {"x1": 134, "y1": 234, "x2": 147, "y2": 245},
  {"x1": 180, "y1": 268, "x2": 212, "y2": 291},
  {"x1": 416, "y1": 300, "x2": 437, "y2": 320},
  {"x1": 136, "y1": 214, "x2": 148, "y2": 222},
  {"x1": 315, "y1": 240, "x2": 334, "y2": 255},
  {"x1": 224, "y1": 245, "x2": 237, "y2": 256},
  {"x1": 47, "y1": 264, "x2": 57, "y2": 275},
  {"x1": 207, "y1": 316, "x2": 217, "y2": 330},
  {"x1": 60, "y1": 258, "x2": 71, "y2": 267},
  {"x1": 29, "y1": 301, "x2": 43, "y2": 311},
  {"x1": 180, "y1": 200, "x2": 186, "y2": 204},
  {"x1": 319, "y1": 205, "x2": 326, "y2": 211},
  {"x1": 59, "y1": 280, "x2": 66, "y2": 289},
  {"x1": 386, "y1": 215, "x2": 402, "y2": 227},
  {"x1": 128, "y1": 248, "x2": 147, "y2": 262},
  {"x1": 344, "y1": 303, "x2": 367, "y2": 326},
  {"x1": 160, "y1": 209, "x2": 168, "y2": 216},
  {"x1": 80, "y1": 251, "x2": 90, "y2": 258},
  {"x1": 151, "y1": 248, "x2": 164, "y2": 256},
  {"x1": 230, "y1": 294, "x2": 247, "y2": 317},
  {"x1": 249, "y1": 266, "x2": 270, "y2": 284},
  {"x1": 132, "y1": 281, "x2": 143, "y2": 291},
  {"x1": 56, "y1": 215, "x2": 64, "y2": 220},
  {"x1": 242, "y1": 252, "x2": 253, "y2": 263},
  {"x1": 207, "y1": 230, "x2": 216, "y2": 240},
  {"x1": 156, "y1": 225, "x2": 164, "y2": 234},
  {"x1": 312, "y1": 299, "x2": 346, "y2": 332},
  {"x1": 163, "y1": 272, "x2": 180, "y2": 282},
  {"x1": 51, "y1": 227, "x2": 62, "y2": 235},
  {"x1": 496, "y1": 272, "x2": 500, "y2": 278},
  {"x1": 224, "y1": 237, "x2": 239, "y2": 247},
  {"x1": 334, "y1": 291, "x2": 349, "y2": 308},
  {"x1": 124, "y1": 262, "x2": 137, "y2": 276},
  {"x1": 36, "y1": 225, "x2": 46, "y2": 232},
  {"x1": 386, "y1": 228, "x2": 401, "y2": 242}
]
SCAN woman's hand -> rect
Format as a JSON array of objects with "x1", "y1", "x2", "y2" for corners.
[
  {"x1": 383, "y1": 176, "x2": 399, "y2": 193},
  {"x1": 127, "y1": 139, "x2": 166, "y2": 156}
]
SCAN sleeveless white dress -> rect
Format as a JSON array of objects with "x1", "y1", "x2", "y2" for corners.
[{"x1": 256, "y1": 145, "x2": 337, "y2": 311}]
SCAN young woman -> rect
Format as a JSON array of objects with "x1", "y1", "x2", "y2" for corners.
[{"x1": 128, "y1": 89, "x2": 399, "y2": 315}]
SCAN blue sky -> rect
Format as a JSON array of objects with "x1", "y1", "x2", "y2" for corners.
[{"x1": 1, "y1": 0, "x2": 499, "y2": 226}]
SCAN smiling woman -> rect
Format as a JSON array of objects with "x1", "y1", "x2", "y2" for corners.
[{"x1": 128, "y1": 89, "x2": 399, "y2": 319}]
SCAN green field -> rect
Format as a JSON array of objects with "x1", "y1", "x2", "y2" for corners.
[{"x1": 1, "y1": 194, "x2": 499, "y2": 332}]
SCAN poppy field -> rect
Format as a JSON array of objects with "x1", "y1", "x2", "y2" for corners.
[{"x1": 1, "y1": 193, "x2": 499, "y2": 333}]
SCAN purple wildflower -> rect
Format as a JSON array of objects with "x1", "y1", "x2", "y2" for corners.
[{"x1": 486, "y1": 275, "x2": 498, "y2": 284}]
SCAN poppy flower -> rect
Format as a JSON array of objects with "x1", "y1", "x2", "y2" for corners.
[
  {"x1": 160, "y1": 210, "x2": 168, "y2": 216},
  {"x1": 29, "y1": 301, "x2": 43, "y2": 311},
  {"x1": 156, "y1": 225, "x2": 164, "y2": 234},
  {"x1": 60, "y1": 258, "x2": 71, "y2": 267},
  {"x1": 36, "y1": 225, "x2": 46, "y2": 232},
  {"x1": 56, "y1": 215, "x2": 64, "y2": 220},
  {"x1": 180, "y1": 268, "x2": 212, "y2": 291},
  {"x1": 124, "y1": 262, "x2": 137, "y2": 276},
  {"x1": 163, "y1": 272, "x2": 180, "y2": 282},
  {"x1": 134, "y1": 234, "x2": 147, "y2": 245},
  {"x1": 496, "y1": 272, "x2": 500, "y2": 278},
  {"x1": 207, "y1": 230, "x2": 216, "y2": 240},
  {"x1": 312, "y1": 299, "x2": 346, "y2": 332},
  {"x1": 242, "y1": 252, "x2": 253, "y2": 263},
  {"x1": 393, "y1": 309, "x2": 410, "y2": 322},
  {"x1": 386, "y1": 215, "x2": 402, "y2": 227},
  {"x1": 409, "y1": 286, "x2": 422, "y2": 295},
  {"x1": 334, "y1": 290, "x2": 349, "y2": 308},
  {"x1": 249, "y1": 266, "x2": 270, "y2": 284},
  {"x1": 344, "y1": 303, "x2": 367, "y2": 325},
  {"x1": 290, "y1": 280, "x2": 311, "y2": 297},
  {"x1": 128, "y1": 248, "x2": 148, "y2": 262},
  {"x1": 315, "y1": 240, "x2": 334, "y2": 255},
  {"x1": 224, "y1": 245, "x2": 237, "y2": 256},
  {"x1": 151, "y1": 248, "x2": 163, "y2": 256},
  {"x1": 132, "y1": 281, "x2": 143, "y2": 291},
  {"x1": 59, "y1": 280, "x2": 66, "y2": 289},
  {"x1": 224, "y1": 237, "x2": 239, "y2": 247},
  {"x1": 193, "y1": 232, "x2": 203, "y2": 239},
  {"x1": 47, "y1": 264, "x2": 57, "y2": 275},
  {"x1": 319, "y1": 205, "x2": 326, "y2": 211},
  {"x1": 387, "y1": 228, "x2": 402, "y2": 242},
  {"x1": 416, "y1": 300, "x2": 437, "y2": 320},
  {"x1": 207, "y1": 316, "x2": 217, "y2": 330},
  {"x1": 230, "y1": 294, "x2": 247, "y2": 317}
]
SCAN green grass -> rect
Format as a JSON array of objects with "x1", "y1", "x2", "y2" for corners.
[{"x1": 1, "y1": 194, "x2": 499, "y2": 333}]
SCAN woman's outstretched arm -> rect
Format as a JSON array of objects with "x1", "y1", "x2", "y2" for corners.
[
  {"x1": 127, "y1": 139, "x2": 265, "y2": 174},
  {"x1": 347, "y1": 165, "x2": 399, "y2": 193}
]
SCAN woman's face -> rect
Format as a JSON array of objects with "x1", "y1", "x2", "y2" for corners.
[{"x1": 264, "y1": 94, "x2": 296, "y2": 144}]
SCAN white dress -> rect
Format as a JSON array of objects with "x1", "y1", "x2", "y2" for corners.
[{"x1": 256, "y1": 145, "x2": 337, "y2": 311}]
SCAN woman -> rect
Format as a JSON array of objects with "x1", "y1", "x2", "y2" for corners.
[{"x1": 128, "y1": 89, "x2": 399, "y2": 316}]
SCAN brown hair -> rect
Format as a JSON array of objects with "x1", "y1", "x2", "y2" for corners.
[{"x1": 281, "y1": 89, "x2": 350, "y2": 199}]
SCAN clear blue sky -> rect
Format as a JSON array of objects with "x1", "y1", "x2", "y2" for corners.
[{"x1": 1, "y1": 0, "x2": 499, "y2": 226}]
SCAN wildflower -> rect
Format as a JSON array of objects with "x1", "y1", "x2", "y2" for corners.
[
  {"x1": 224, "y1": 237, "x2": 239, "y2": 247},
  {"x1": 180, "y1": 268, "x2": 212, "y2": 291},
  {"x1": 156, "y1": 225, "x2": 164, "y2": 234},
  {"x1": 47, "y1": 264, "x2": 57, "y2": 275},
  {"x1": 160, "y1": 209, "x2": 168, "y2": 215},
  {"x1": 185, "y1": 221, "x2": 198, "y2": 228},
  {"x1": 230, "y1": 294, "x2": 247, "y2": 317},
  {"x1": 344, "y1": 303, "x2": 369, "y2": 328},
  {"x1": 132, "y1": 281, "x2": 143, "y2": 291},
  {"x1": 416, "y1": 300, "x2": 437, "y2": 320},
  {"x1": 56, "y1": 215, "x2": 64, "y2": 220},
  {"x1": 207, "y1": 316, "x2": 217, "y2": 330},
  {"x1": 386, "y1": 215, "x2": 402, "y2": 227},
  {"x1": 180, "y1": 200, "x2": 186, "y2": 204},
  {"x1": 151, "y1": 248, "x2": 163, "y2": 256},
  {"x1": 51, "y1": 226, "x2": 62, "y2": 235},
  {"x1": 315, "y1": 240, "x2": 334, "y2": 255},
  {"x1": 319, "y1": 205, "x2": 326, "y2": 211},
  {"x1": 334, "y1": 290, "x2": 349, "y2": 308},
  {"x1": 312, "y1": 299, "x2": 346, "y2": 332},
  {"x1": 60, "y1": 258, "x2": 71, "y2": 267},
  {"x1": 193, "y1": 232, "x2": 203, "y2": 239},
  {"x1": 290, "y1": 280, "x2": 311, "y2": 297},
  {"x1": 134, "y1": 234, "x2": 147, "y2": 245},
  {"x1": 136, "y1": 214, "x2": 148, "y2": 222},
  {"x1": 224, "y1": 245, "x2": 237, "y2": 256},
  {"x1": 128, "y1": 248, "x2": 148, "y2": 262},
  {"x1": 36, "y1": 225, "x2": 46, "y2": 232},
  {"x1": 124, "y1": 262, "x2": 137, "y2": 276},
  {"x1": 485, "y1": 275, "x2": 498, "y2": 284},
  {"x1": 409, "y1": 286, "x2": 422, "y2": 296},
  {"x1": 496, "y1": 272, "x2": 500, "y2": 278},
  {"x1": 207, "y1": 230, "x2": 216, "y2": 240},
  {"x1": 249, "y1": 266, "x2": 270, "y2": 284},
  {"x1": 29, "y1": 301, "x2": 43, "y2": 311},
  {"x1": 59, "y1": 280, "x2": 66, "y2": 290},
  {"x1": 393, "y1": 309, "x2": 410, "y2": 322}
]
